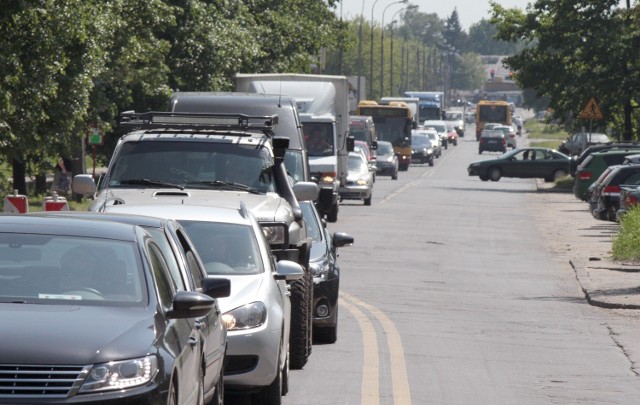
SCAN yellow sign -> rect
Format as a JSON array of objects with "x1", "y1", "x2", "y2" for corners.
[{"x1": 579, "y1": 97, "x2": 603, "y2": 120}]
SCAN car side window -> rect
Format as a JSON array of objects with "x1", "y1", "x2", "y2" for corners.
[
  {"x1": 144, "y1": 227, "x2": 186, "y2": 292},
  {"x1": 147, "y1": 242, "x2": 175, "y2": 310},
  {"x1": 176, "y1": 229, "x2": 204, "y2": 291}
]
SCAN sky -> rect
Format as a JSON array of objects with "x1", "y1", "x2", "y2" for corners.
[{"x1": 335, "y1": 0, "x2": 533, "y2": 31}]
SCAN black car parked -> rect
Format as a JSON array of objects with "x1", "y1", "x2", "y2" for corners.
[
  {"x1": 0, "y1": 214, "x2": 230, "y2": 404},
  {"x1": 299, "y1": 201, "x2": 353, "y2": 344},
  {"x1": 590, "y1": 164, "x2": 640, "y2": 221}
]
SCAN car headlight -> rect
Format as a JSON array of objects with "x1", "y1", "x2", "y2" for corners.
[
  {"x1": 79, "y1": 356, "x2": 158, "y2": 393},
  {"x1": 386, "y1": 156, "x2": 394, "y2": 163},
  {"x1": 310, "y1": 258, "x2": 330, "y2": 278},
  {"x1": 356, "y1": 178, "x2": 369, "y2": 185},
  {"x1": 262, "y1": 225, "x2": 285, "y2": 245},
  {"x1": 222, "y1": 302, "x2": 267, "y2": 330},
  {"x1": 320, "y1": 173, "x2": 336, "y2": 184},
  {"x1": 426, "y1": 148, "x2": 433, "y2": 155}
]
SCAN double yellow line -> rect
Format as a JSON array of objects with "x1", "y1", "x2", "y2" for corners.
[{"x1": 340, "y1": 292, "x2": 412, "y2": 405}]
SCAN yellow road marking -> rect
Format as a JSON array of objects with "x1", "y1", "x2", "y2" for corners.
[
  {"x1": 341, "y1": 299, "x2": 379, "y2": 405},
  {"x1": 342, "y1": 292, "x2": 412, "y2": 405}
]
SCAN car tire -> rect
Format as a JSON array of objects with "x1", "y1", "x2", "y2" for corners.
[
  {"x1": 167, "y1": 377, "x2": 178, "y2": 405},
  {"x1": 392, "y1": 171, "x2": 398, "y2": 180},
  {"x1": 281, "y1": 345, "x2": 290, "y2": 396},
  {"x1": 289, "y1": 271, "x2": 311, "y2": 370},
  {"x1": 489, "y1": 167, "x2": 502, "y2": 181},
  {"x1": 478, "y1": 149, "x2": 483, "y2": 154},
  {"x1": 429, "y1": 158, "x2": 434, "y2": 167},
  {"x1": 364, "y1": 194, "x2": 372, "y2": 206},
  {"x1": 253, "y1": 357, "x2": 282, "y2": 405},
  {"x1": 327, "y1": 202, "x2": 339, "y2": 223},
  {"x1": 210, "y1": 363, "x2": 224, "y2": 405},
  {"x1": 479, "y1": 175, "x2": 489, "y2": 181}
]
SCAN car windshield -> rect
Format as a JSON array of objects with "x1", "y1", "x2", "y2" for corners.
[
  {"x1": 348, "y1": 155, "x2": 368, "y2": 173},
  {"x1": 412, "y1": 135, "x2": 430, "y2": 147},
  {"x1": 179, "y1": 221, "x2": 263, "y2": 276},
  {"x1": 0, "y1": 234, "x2": 145, "y2": 305},
  {"x1": 107, "y1": 141, "x2": 276, "y2": 193},
  {"x1": 377, "y1": 142, "x2": 393, "y2": 155}
]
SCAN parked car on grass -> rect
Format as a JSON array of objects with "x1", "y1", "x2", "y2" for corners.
[
  {"x1": 573, "y1": 149, "x2": 640, "y2": 201},
  {"x1": 558, "y1": 132, "x2": 611, "y2": 156},
  {"x1": 339, "y1": 151, "x2": 374, "y2": 205},
  {"x1": 468, "y1": 147, "x2": 570, "y2": 182},
  {"x1": 105, "y1": 203, "x2": 304, "y2": 404},
  {"x1": 299, "y1": 201, "x2": 353, "y2": 344},
  {"x1": 410, "y1": 131, "x2": 435, "y2": 166},
  {"x1": 590, "y1": 164, "x2": 640, "y2": 221},
  {"x1": 0, "y1": 214, "x2": 230, "y2": 404},
  {"x1": 375, "y1": 140, "x2": 399, "y2": 180},
  {"x1": 478, "y1": 130, "x2": 507, "y2": 154}
]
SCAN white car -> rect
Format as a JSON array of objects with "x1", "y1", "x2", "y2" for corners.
[
  {"x1": 339, "y1": 151, "x2": 374, "y2": 206},
  {"x1": 423, "y1": 119, "x2": 449, "y2": 149},
  {"x1": 105, "y1": 204, "x2": 304, "y2": 402}
]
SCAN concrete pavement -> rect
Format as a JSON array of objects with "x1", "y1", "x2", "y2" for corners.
[{"x1": 533, "y1": 180, "x2": 640, "y2": 310}]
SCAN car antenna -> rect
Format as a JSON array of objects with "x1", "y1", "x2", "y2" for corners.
[{"x1": 278, "y1": 79, "x2": 282, "y2": 108}]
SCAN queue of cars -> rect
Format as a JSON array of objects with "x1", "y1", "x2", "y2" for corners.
[{"x1": 2, "y1": 89, "x2": 359, "y2": 404}]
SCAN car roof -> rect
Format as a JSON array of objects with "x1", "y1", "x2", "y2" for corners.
[
  {"x1": 6, "y1": 215, "x2": 138, "y2": 241},
  {"x1": 32, "y1": 211, "x2": 170, "y2": 229}
]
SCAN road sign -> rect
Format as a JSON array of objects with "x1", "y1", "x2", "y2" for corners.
[
  {"x1": 88, "y1": 125, "x2": 103, "y2": 145},
  {"x1": 4, "y1": 191, "x2": 28, "y2": 213},
  {"x1": 43, "y1": 194, "x2": 69, "y2": 211},
  {"x1": 579, "y1": 97, "x2": 604, "y2": 120}
]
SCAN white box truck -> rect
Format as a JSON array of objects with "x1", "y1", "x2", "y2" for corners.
[{"x1": 236, "y1": 73, "x2": 353, "y2": 222}]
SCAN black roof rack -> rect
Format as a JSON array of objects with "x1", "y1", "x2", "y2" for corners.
[{"x1": 119, "y1": 111, "x2": 279, "y2": 133}]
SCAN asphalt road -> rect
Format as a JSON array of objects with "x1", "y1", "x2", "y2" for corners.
[{"x1": 273, "y1": 126, "x2": 640, "y2": 404}]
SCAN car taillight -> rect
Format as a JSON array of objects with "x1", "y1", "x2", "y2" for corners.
[
  {"x1": 501, "y1": 138, "x2": 506, "y2": 145},
  {"x1": 578, "y1": 171, "x2": 592, "y2": 180},
  {"x1": 628, "y1": 194, "x2": 639, "y2": 206},
  {"x1": 602, "y1": 185, "x2": 620, "y2": 195}
]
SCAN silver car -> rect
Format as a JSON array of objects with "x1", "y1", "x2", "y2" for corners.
[{"x1": 105, "y1": 204, "x2": 303, "y2": 403}]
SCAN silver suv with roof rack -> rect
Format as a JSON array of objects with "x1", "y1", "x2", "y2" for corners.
[{"x1": 73, "y1": 111, "x2": 318, "y2": 369}]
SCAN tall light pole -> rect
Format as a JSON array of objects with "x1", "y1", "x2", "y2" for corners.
[
  {"x1": 368, "y1": 0, "x2": 381, "y2": 100},
  {"x1": 389, "y1": 4, "x2": 417, "y2": 96},
  {"x1": 357, "y1": 0, "x2": 367, "y2": 104},
  {"x1": 380, "y1": 0, "x2": 407, "y2": 97}
]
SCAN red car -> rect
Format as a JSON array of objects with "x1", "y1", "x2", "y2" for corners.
[{"x1": 445, "y1": 122, "x2": 458, "y2": 146}]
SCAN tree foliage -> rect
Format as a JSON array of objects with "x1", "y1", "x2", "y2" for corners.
[{"x1": 491, "y1": 0, "x2": 640, "y2": 137}]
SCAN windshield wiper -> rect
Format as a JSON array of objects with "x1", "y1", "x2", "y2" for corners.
[
  {"x1": 118, "y1": 178, "x2": 185, "y2": 190},
  {"x1": 186, "y1": 180, "x2": 262, "y2": 194}
]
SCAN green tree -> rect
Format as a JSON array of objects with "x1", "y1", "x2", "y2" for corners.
[
  {"x1": 491, "y1": 0, "x2": 640, "y2": 138},
  {"x1": 0, "y1": 1, "x2": 104, "y2": 195},
  {"x1": 467, "y1": 19, "x2": 522, "y2": 55}
]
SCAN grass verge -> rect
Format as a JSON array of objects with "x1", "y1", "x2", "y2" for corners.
[
  {"x1": 612, "y1": 205, "x2": 640, "y2": 261},
  {"x1": 525, "y1": 120, "x2": 568, "y2": 140}
]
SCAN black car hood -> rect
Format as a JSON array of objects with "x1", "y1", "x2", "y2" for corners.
[{"x1": 0, "y1": 303, "x2": 158, "y2": 365}]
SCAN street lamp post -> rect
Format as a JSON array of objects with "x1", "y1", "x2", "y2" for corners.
[
  {"x1": 389, "y1": 4, "x2": 417, "y2": 96},
  {"x1": 380, "y1": 0, "x2": 407, "y2": 97},
  {"x1": 357, "y1": 0, "x2": 367, "y2": 104},
  {"x1": 369, "y1": 0, "x2": 381, "y2": 100}
]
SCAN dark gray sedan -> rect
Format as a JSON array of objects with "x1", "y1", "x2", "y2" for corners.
[
  {"x1": 0, "y1": 215, "x2": 230, "y2": 404},
  {"x1": 468, "y1": 147, "x2": 571, "y2": 182}
]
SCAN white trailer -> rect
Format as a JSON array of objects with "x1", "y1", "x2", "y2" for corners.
[{"x1": 235, "y1": 73, "x2": 352, "y2": 222}]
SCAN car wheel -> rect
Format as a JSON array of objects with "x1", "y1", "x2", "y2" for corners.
[
  {"x1": 429, "y1": 158, "x2": 434, "y2": 167},
  {"x1": 252, "y1": 358, "x2": 282, "y2": 405},
  {"x1": 281, "y1": 345, "x2": 290, "y2": 396},
  {"x1": 553, "y1": 169, "x2": 567, "y2": 181},
  {"x1": 364, "y1": 193, "x2": 372, "y2": 206},
  {"x1": 478, "y1": 149, "x2": 483, "y2": 154},
  {"x1": 288, "y1": 271, "x2": 311, "y2": 370},
  {"x1": 489, "y1": 167, "x2": 502, "y2": 181},
  {"x1": 327, "y1": 202, "x2": 338, "y2": 223},
  {"x1": 479, "y1": 175, "x2": 489, "y2": 181},
  {"x1": 167, "y1": 377, "x2": 178, "y2": 405},
  {"x1": 392, "y1": 171, "x2": 398, "y2": 180},
  {"x1": 209, "y1": 360, "x2": 224, "y2": 405}
]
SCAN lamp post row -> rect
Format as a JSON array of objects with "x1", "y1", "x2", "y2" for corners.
[{"x1": 362, "y1": 1, "x2": 418, "y2": 100}]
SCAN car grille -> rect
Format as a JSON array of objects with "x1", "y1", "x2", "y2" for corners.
[
  {"x1": 224, "y1": 355, "x2": 258, "y2": 375},
  {"x1": 0, "y1": 364, "x2": 90, "y2": 399}
]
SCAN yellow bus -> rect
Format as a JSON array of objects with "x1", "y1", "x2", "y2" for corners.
[
  {"x1": 355, "y1": 100, "x2": 415, "y2": 171},
  {"x1": 475, "y1": 100, "x2": 512, "y2": 140}
]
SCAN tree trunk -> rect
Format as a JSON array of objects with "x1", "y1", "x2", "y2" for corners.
[{"x1": 12, "y1": 158, "x2": 27, "y2": 196}]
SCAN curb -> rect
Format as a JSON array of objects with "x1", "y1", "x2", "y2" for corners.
[{"x1": 569, "y1": 259, "x2": 640, "y2": 310}]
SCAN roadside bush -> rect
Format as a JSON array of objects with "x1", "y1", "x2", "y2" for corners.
[{"x1": 612, "y1": 205, "x2": 640, "y2": 261}]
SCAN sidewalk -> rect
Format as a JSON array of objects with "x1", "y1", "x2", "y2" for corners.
[{"x1": 533, "y1": 180, "x2": 640, "y2": 310}]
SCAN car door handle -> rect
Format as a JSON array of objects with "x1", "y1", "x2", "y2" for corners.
[
  {"x1": 194, "y1": 320, "x2": 203, "y2": 330},
  {"x1": 189, "y1": 336, "x2": 198, "y2": 347}
]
